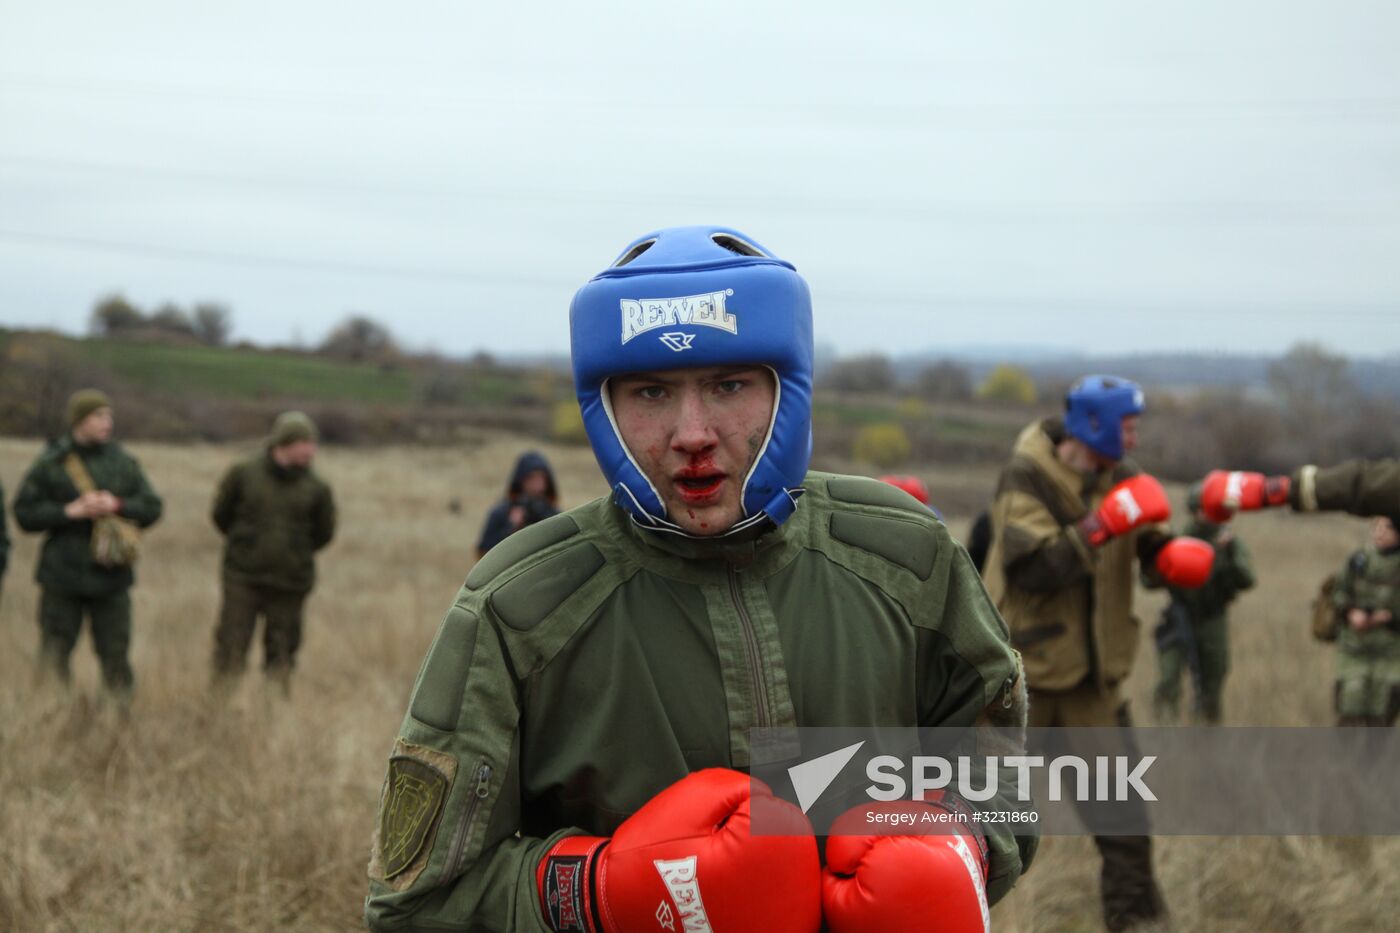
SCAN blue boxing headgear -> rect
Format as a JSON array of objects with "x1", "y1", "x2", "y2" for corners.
[
  {"x1": 570, "y1": 226, "x2": 813, "y2": 535},
  {"x1": 1064, "y1": 375, "x2": 1145, "y2": 461}
]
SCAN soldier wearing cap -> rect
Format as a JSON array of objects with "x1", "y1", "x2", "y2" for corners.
[
  {"x1": 210, "y1": 411, "x2": 336, "y2": 695},
  {"x1": 12, "y1": 389, "x2": 163, "y2": 699}
]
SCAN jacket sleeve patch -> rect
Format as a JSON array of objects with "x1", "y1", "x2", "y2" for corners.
[
  {"x1": 370, "y1": 740, "x2": 458, "y2": 889},
  {"x1": 829, "y1": 512, "x2": 936, "y2": 580},
  {"x1": 409, "y1": 607, "x2": 479, "y2": 732},
  {"x1": 465, "y1": 513, "x2": 580, "y2": 590},
  {"x1": 489, "y1": 542, "x2": 605, "y2": 632}
]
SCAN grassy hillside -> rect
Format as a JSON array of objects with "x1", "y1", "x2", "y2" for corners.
[{"x1": 76, "y1": 338, "x2": 419, "y2": 404}]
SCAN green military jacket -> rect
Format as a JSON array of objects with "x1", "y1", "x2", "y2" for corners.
[
  {"x1": 1331, "y1": 544, "x2": 1400, "y2": 659},
  {"x1": 1292, "y1": 460, "x2": 1400, "y2": 524},
  {"x1": 0, "y1": 477, "x2": 9, "y2": 582},
  {"x1": 1153, "y1": 518, "x2": 1255, "y2": 622},
  {"x1": 365, "y1": 472, "x2": 1032, "y2": 932},
  {"x1": 12, "y1": 436, "x2": 163, "y2": 597},
  {"x1": 982, "y1": 418, "x2": 1171, "y2": 692},
  {"x1": 212, "y1": 452, "x2": 336, "y2": 593}
]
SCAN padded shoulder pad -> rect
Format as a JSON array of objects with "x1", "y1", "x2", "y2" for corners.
[
  {"x1": 829, "y1": 512, "x2": 937, "y2": 580},
  {"x1": 826, "y1": 476, "x2": 928, "y2": 514},
  {"x1": 465, "y1": 512, "x2": 580, "y2": 590},
  {"x1": 409, "y1": 606, "x2": 479, "y2": 732},
  {"x1": 489, "y1": 542, "x2": 605, "y2": 631}
]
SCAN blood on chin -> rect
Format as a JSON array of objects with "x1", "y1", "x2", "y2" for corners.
[{"x1": 667, "y1": 494, "x2": 737, "y2": 534}]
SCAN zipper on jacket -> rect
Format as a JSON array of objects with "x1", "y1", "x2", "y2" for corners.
[
  {"x1": 444, "y1": 760, "x2": 493, "y2": 879},
  {"x1": 728, "y1": 566, "x2": 772, "y2": 729}
]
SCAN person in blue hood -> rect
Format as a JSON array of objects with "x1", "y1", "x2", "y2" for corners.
[{"x1": 475, "y1": 450, "x2": 560, "y2": 557}]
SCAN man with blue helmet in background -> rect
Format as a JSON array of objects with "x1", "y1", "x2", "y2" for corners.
[
  {"x1": 366, "y1": 227, "x2": 1034, "y2": 932},
  {"x1": 982, "y1": 376, "x2": 1215, "y2": 932}
]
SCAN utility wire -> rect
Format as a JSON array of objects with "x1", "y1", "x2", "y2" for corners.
[
  {"x1": 2, "y1": 226, "x2": 1396, "y2": 318},
  {"x1": 3, "y1": 155, "x2": 1398, "y2": 225}
]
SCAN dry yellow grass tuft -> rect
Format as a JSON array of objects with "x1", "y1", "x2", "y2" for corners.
[{"x1": 1, "y1": 439, "x2": 1396, "y2": 930}]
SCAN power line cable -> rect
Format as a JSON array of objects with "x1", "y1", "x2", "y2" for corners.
[
  {"x1": 1, "y1": 226, "x2": 1396, "y2": 318},
  {"x1": 3, "y1": 155, "x2": 1398, "y2": 225}
]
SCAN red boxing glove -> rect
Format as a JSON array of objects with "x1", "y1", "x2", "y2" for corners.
[
  {"x1": 1155, "y1": 536, "x2": 1215, "y2": 589},
  {"x1": 1078, "y1": 475, "x2": 1171, "y2": 547},
  {"x1": 824, "y1": 798, "x2": 990, "y2": 933},
  {"x1": 1199, "y1": 470, "x2": 1291, "y2": 523},
  {"x1": 537, "y1": 769, "x2": 821, "y2": 933}
]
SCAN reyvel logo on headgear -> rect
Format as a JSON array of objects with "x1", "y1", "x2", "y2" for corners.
[{"x1": 620, "y1": 290, "x2": 737, "y2": 344}]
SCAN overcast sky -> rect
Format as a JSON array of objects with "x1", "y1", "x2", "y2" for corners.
[{"x1": 2, "y1": 2, "x2": 1398, "y2": 358}]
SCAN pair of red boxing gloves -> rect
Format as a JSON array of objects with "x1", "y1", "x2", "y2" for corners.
[
  {"x1": 1076, "y1": 473, "x2": 1215, "y2": 588},
  {"x1": 538, "y1": 769, "x2": 990, "y2": 933}
]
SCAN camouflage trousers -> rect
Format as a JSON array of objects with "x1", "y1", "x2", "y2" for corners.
[
  {"x1": 1029, "y1": 682, "x2": 1167, "y2": 932},
  {"x1": 1335, "y1": 648, "x2": 1400, "y2": 726},
  {"x1": 1153, "y1": 614, "x2": 1229, "y2": 724},
  {"x1": 37, "y1": 588, "x2": 134, "y2": 697},
  {"x1": 212, "y1": 580, "x2": 308, "y2": 693}
]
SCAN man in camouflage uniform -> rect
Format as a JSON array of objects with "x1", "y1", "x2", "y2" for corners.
[
  {"x1": 1147, "y1": 482, "x2": 1255, "y2": 724},
  {"x1": 12, "y1": 390, "x2": 163, "y2": 698},
  {"x1": 1328, "y1": 516, "x2": 1400, "y2": 726},
  {"x1": 210, "y1": 411, "x2": 335, "y2": 695},
  {"x1": 365, "y1": 227, "x2": 1035, "y2": 932},
  {"x1": 982, "y1": 375, "x2": 1215, "y2": 932}
]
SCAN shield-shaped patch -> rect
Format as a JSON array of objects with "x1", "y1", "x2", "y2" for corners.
[{"x1": 380, "y1": 754, "x2": 449, "y2": 879}]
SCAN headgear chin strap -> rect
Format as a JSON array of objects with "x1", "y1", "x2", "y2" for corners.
[{"x1": 571, "y1": 226, "x2": 814, "y2": 536}]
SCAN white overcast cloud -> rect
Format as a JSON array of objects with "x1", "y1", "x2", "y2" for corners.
[{"x1": 1, "y1": 1, "x2": 1397, "y2": 357}]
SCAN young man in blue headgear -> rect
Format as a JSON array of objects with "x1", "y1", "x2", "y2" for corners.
[
  {"x1": 981, "y1": 376, "x2": 1215, "y2": 931},
  {"x1": 366, "y1": 227, "x2": 1035, "y2": 933}
]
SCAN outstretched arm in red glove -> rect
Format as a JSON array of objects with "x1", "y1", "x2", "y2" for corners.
[
  {"x1": 537, "y1": 769, "x2": 822, "y2": 933},
  {"x1": 1078, "y1": 474, "x2": 1172, "y2": 547},
  {"x1": 823, "y1": 798, "x2": 991, "y2": 933},
  {"x1": 1198, "y1": 470, "x2": 1291, "y2": 523}
]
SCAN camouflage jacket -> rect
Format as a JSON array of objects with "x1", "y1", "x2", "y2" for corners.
[
  {"x1": 211, "y1": 451, "x2": 335, "y2": 593},
  {"x1": 1331, "y1": 544, "x2": 1400, "y2": 658},
  {"x1": 365, "y1": 473, "x2": 1033, "y2": 931},
  {"x1": 12, "y1": 436, "x2": 163, "y2": 597}
]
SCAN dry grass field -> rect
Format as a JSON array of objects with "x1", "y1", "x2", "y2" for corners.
[{"x1": 1, "y1": 436, "x2": 1396, "y2": 931}]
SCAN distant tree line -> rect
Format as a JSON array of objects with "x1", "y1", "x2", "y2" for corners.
[
  {"x1": 90, "y1": 294, "x2": 232, "y2": 346},
  {"x1": 820, "y1": 354, "x2": 1032, "y2": 403}
]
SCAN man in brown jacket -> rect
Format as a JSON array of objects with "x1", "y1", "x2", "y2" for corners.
[{"x1": 983, "y1": 375, "x2": 1213, "y2": 932}]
